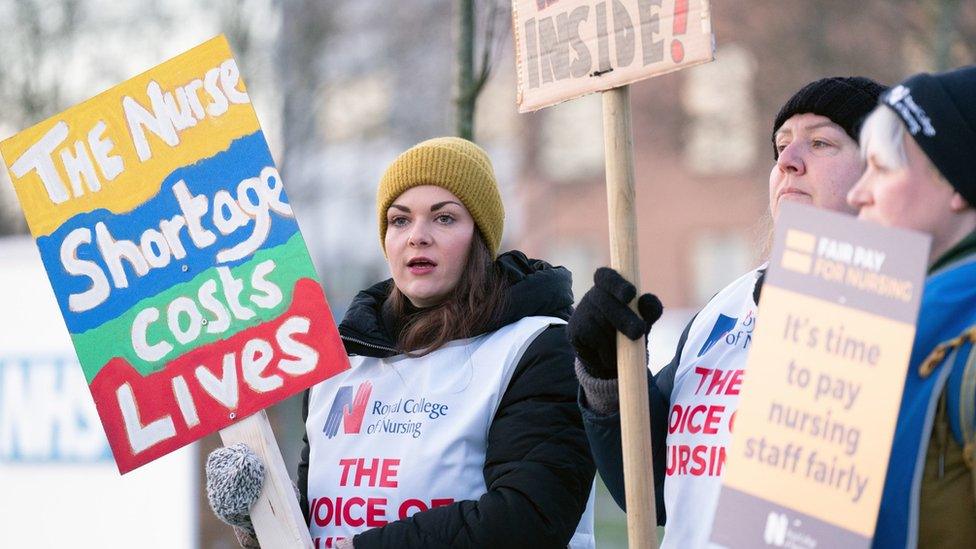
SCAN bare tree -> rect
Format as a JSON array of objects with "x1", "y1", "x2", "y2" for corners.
[
  {"x1": 0, "y1": 0, "x2": 88, "y2": 235},
  {"x1": 276, "y1": 0, "x2": 333, "y2": 192},
  {"x1": 454, "y1": 0, "x2": 509, "y2": 141}
]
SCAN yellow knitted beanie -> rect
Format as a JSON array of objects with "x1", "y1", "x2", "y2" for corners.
[{"x1": 377, "y1": 136, "x2": 505, "y2": 256}]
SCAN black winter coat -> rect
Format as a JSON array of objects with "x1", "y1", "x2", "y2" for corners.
[{"x1": 297, "y1": 251, "x2": 595, "y2": 548}]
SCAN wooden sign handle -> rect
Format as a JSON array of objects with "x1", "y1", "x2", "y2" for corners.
[
  {"x1": 219, "y1": 410, "x2": 313, "y2": 549},
  {"x1": 602, "y1": 85, "x2": 659, "y2": 549}
]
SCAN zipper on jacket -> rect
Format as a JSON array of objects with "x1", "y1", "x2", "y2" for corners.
[{"x1": 340, "y1": 334, "x2": 398, "y2": 353}]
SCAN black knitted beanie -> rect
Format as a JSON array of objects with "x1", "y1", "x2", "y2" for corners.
[{"x1": 772, "y1": 76, "x2": 887, "y2": 159}]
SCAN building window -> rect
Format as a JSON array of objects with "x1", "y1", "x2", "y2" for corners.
[
  {"x1": 547, "y1": 241, "x2": 599, "y2": 305},
  {"x1": 682, "y1": 43, "x2": 758, "y2": 175},
  {"x1": 539, "y1": 93, "x2": 604, "y2": 182},
  {"x1": 691, "y1": 230, "x2": 752, "y2": 306}
]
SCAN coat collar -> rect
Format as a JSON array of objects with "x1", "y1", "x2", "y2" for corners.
[{"x1": 337, "y1": 250, "x2": 573, "y2": 357}]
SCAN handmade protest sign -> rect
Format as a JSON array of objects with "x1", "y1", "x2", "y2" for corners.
[
  {"x1": 511, "y1": 2, "x2": 714, "y2": 547},
  {"x1": 709, "y1": 202, "x2": 930, "y2": 548},
  {"x1": 512, "y1": 0, "x2": 714, "y2": 112},
  {"x1": 0, "y1": 35, "x2": 349, "y2": 475}
]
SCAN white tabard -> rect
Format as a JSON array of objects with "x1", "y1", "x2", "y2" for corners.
[
  {"x1": 660, "y1": 268, "x2": 761, "y2": 549},
  {"x1": 306, "y1": 316, "x2": 595, "y2": 548}
]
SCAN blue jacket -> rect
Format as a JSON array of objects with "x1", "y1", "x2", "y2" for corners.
[{"x1": 873, "y1": 243, "x2": 976, "y2": 548}]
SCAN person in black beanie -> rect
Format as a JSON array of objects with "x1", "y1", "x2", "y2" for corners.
[
  {"x1": 568, "y1": 75, "x2": 886, "y2": 549},
  {"x1": 772, "y1": 76, "x2": 887, "y2": 159},
  {"x1": 847, "y1": 65, "x2": 976, "y2": 549}
]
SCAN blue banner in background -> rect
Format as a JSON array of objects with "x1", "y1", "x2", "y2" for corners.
[{"x1": 0, "y1": 356, "x2": 112, "y2": 463}]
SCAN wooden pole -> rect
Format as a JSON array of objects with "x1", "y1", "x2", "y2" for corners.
[
  {"x1": 602, "y1": 85, "x2": 658, "y2": 549},
  {"x1": 219, "y1": 410, "x2": 313, "y2": 549}
]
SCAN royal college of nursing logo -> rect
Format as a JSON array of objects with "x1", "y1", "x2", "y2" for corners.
[
  {"x1": 322, "y1": 380, "x2": 450, "y2": 440},
  {"x1": 697, "y1": 314, "x2": 739, "y2": 357},
  {"x1": 697, "y1": 310, "x2": 755, "y2": 358},
  {"x1": 885, "y1": 84, "x2": 937, "y2": 137},
  {"x1": 322, "y1": 381, "x2": 373, "y2": 438}
]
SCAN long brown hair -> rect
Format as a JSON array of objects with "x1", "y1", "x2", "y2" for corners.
[{"x1": 385, "y1": 232, "x2": 508, "y2": 355}]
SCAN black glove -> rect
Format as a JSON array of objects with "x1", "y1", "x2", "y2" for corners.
[{"x1": 568, "y1": 267, "x2": 663, "y2": 379}]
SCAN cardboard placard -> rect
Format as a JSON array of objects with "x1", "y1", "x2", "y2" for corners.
[
  {"x1": 709, "y1": 202, "x2": 930, "y2": 547},
  {"x1": 0, "y1": 35, "x2": 349, "y2": 474},
  {"x1": 511, "y1": 0, "x2": 714, "y2": 112}
]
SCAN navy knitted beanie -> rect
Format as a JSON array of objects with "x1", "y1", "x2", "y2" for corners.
[{"x1": 881, "y1": 65, "x2": 976, "y2": 207}]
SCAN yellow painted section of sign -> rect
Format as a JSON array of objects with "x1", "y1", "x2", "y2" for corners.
[{"x1": 0, "y1": 35, "x2": 260, "y2": 237}]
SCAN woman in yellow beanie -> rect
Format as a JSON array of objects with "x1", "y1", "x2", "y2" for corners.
[{"x1": 208, "y1": 137, "x2": 596, "y2": 548}]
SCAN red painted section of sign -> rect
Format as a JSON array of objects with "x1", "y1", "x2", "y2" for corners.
[
  {"x1": 90, "y1": 277, "x2": 349, "y2": 473},
  {"x1": 671, "y1": 0, "x2": 689, "y2": 62}
]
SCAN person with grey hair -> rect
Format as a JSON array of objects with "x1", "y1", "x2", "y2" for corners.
[{"x1": 847, "y1": 64, "x2": 976, "y2": 549}]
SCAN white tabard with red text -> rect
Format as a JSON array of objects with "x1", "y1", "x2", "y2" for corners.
[
  {"x1": 660, "y1": 267, "x2": 759, "y2": 548},
  {"x1": 305, "y1": 316, "x2": 595, "y2": 548}
]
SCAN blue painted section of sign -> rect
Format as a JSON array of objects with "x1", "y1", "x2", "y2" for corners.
[{"x1": 35, "y1": 130, "x2": 300, "y2": 334}]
